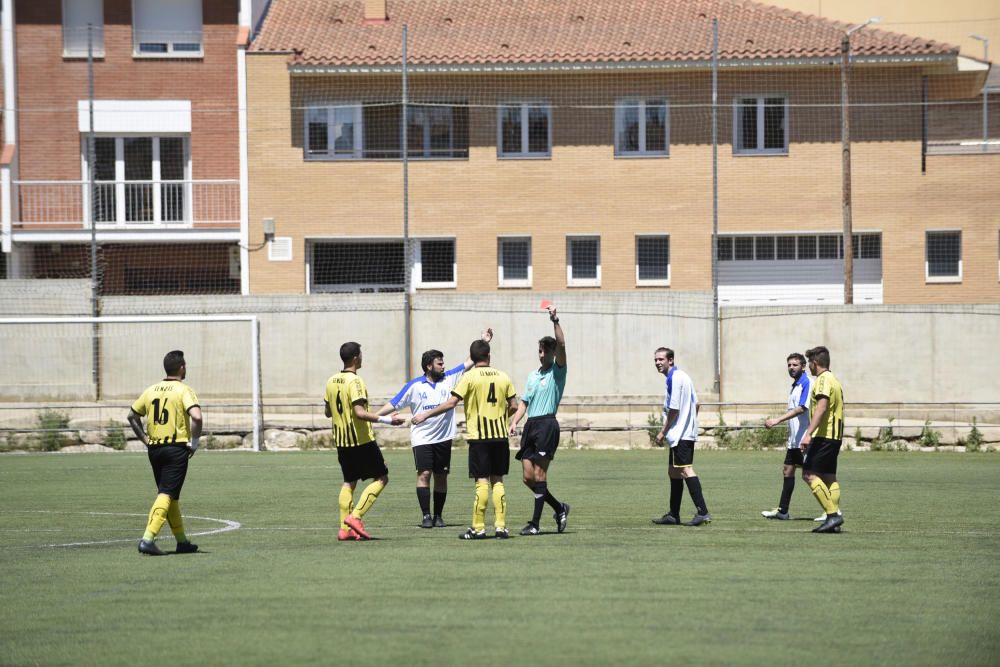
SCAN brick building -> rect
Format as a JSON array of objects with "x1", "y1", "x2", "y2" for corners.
[{"x1": 246, "y1": 0, "x2": 998, "y2": 304}]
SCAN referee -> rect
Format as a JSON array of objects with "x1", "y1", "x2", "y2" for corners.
[
  {"x1": 509, "y1": 305, "x2": 570, "y2": 536},
  {"x1": 127, "y1": 350, "x2": 203, "y2": 556}
]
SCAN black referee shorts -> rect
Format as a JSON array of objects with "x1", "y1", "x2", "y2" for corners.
[
  {"x1": 803, "y1": 437, "x2": 841, "y2": 475},
  {"x1": 468, "y1": 439, "x2": 510, "y2": 479},
  {"x1": 515, "y1": 414, "x2": 561, "y2": 462},
  {"x1": 147, "y1": 443, "x2": 190, "y2": 499},
  {"x1": 413, "y1": 440, "x2": 452, "y2": 474},
  {"x1": 337, "y1": 441, "x2": 389, "y2": 483}
]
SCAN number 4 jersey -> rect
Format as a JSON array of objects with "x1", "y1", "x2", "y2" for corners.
[
  {"x1": 131, "y1": 379, "x2": 200, "y2": 445},
  {"x1": 324, "y1": 371, "x2": 376, "y2": 447},
  {"x1": 452, "y1": 366, "x2": 516, "y2": 441}
]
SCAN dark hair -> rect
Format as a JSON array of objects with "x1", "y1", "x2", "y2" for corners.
[
  {"x1": 538, "y1": 336, "x2": 557, "y2": 354},
  {"x1": 655, "y1": 346, "x2": 674, "y2": 361},
  {"x1": 340, "y1": 341, "x2": 362, "y2": 364},
  {"x1": 469, "y1": 339, "x2": 491, "y2": 363},
  {"x1": 421, "y1": 349, "x2": 444, "y2": 373},
  {"x1": 805, "y1": 346, "x2": 831, "y2": 368},
  {"x1": 163, "y1": 350, "x2": 185, "y2": 375},
  {"x1": 786, "y1": 352, "x2": 806, "y2": 365}
]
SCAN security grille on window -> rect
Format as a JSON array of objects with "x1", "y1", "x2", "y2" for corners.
[
  {"x1": 88, "y1": 136, "x2": 189, "y2": 225},
  {"x1": 305, "y1": 104, "x2": 468, "y2": 160},
  {"x1": 717, "y1": 234, "x2": 881, "y2": 261},
  {"x1": 63, "y1": 0, "x2": 104, "y2": 56},
  {"x1": 417, "y1": 239, "x2": 456, "y2": 287},
  {"x1": 926, "y1": 231, "x2": 961, "y2": 280},
  {"x1": 636, "y1": 235, "x2": 670, "y2": 283},
  {"x1": 567, "y1": 236, "x2": 600, "y2": 286},
  {"x1": 616, "y1": 100, "x2": 668, "y2": 156},
  {"x1": 735, "y1": 96, "x2": 788, "y2": 154},
  {"x1": 498, "y1": 103, "x2": 551, "y2": 157},
  {"x1": 310, "y1": 241, "x2": 405, "y2": 293},
  {"x1": 133, "y1": 0, "x2": 203, "y2": 55},
  {"x1": 498, "y1": 237, "x2": 531, "y2": 287}
]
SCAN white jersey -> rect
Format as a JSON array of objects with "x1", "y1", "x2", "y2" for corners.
[
  {"x1": 391, "y1": 363, "x2": 464, "y2": 447},
  {"x1": 786, "y1": 373, "x2": 811, "y2": 449},
  {"x1": 663, "y1": 367, "x2": 698, "y2": 446}
]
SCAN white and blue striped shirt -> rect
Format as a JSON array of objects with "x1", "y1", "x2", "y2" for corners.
[{"x1": 391, "y1": 363, "x2": 465, "y2": 447}]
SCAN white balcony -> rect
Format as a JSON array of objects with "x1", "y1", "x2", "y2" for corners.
[{"x1": 12, "y1": 180, "x2": 239, "y2": 229}]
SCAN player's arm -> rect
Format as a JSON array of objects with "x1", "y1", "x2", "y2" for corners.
[
  {"x1": 799, "y1": 396, "x2": 829, "y2": 450},
  {"x1": 324, "y1": 401, "x2": 332, "y2": 418},
  {"x1": 187, "y1": 406, "x2": 203, "y2": 456},
  {"x1": 507, "y1": 395, "x2": 519, "y2": 417},
  {"x1": 375, "y1": 402, "x2": 398, "y2": 417},
  {"x1": 127, "y1": 409, "x2": 148, "y2": 446},
  {"x1": 464, "y1": 328, "x2": 494, "y2": 370},
  {"x1": 765, "y1": 405, "x2": 806, "y2": 428},
  {"x1": 352, "y1": 400, "x2": 405, "y2": 425},
  {"x1": 548, "y1": 307, "x2": 566, "y2": 367},
  {"x1": 508, "y1": 399, "x2": 528, "y2": 436},
  {"x1": 412, "y1": 394, "x2": 461, "y2": 425},
  {"x1": 657, "y1": 408, "x2": 679, "y2": 444}
]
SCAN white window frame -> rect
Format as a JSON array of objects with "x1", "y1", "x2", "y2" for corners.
[
  {"x1": 413, "y1": 237, "x2": 457, "y2": 289},
  {"x1": 63, "y1": 0, "x2": 105, "y2": 58},
  {"x1": 635, "y1": 234, "x2": 671, "y2": 286},
  {"x1": 81, "y1": 134, "x2": 192, "y2": 227},
  {"x1": 304, "y1": 104, "x2": 365, "y2": 160},
  {"x1": 615, "y1": 98, "x2": 669, "y2": 157},
  {"x1": 566, "y1": 235, "x2": 601, "y2": 287},
  {"x1": 132, "y1": 0, "x2": 204, "y2": 58},
  {"x1": 925, "y1": 230, "x2": 962, "y2": 283},
  {"x1": 497, "y1": 102, "x2": 552, "y2": 158},
  {"x1": 497, "y1": 236, "x2": 532, "y2": 288},
  {"x1": 733, "y1": 95, "x2": 789, "y2": 155}
]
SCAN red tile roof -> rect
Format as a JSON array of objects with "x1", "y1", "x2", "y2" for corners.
[{"x1": 250, "y1": 0, "x2": 957, "y2": 67}]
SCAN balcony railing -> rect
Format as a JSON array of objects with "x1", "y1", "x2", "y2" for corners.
[{"x1": 12, "y1": 180, "x2": 240, "y2": 229}]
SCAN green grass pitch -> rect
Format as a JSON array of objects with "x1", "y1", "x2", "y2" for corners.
[{"x1": 2, "y1": 449, "x2": 998, "y2": 666}]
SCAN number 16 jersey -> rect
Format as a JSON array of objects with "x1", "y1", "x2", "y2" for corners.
[
  {"x1": 131, "y1": 379, "x2": 200, "y2": 445},
  {"x1": 325, "y1": 371, "x2": 376, "y2": 447},
  {"x1": 452, "y1": 366, "x2": 516, "y2": 441}
]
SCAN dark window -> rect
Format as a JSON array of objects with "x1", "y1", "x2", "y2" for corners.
[
  {"x1": 818, "y1": 235, "x2": 840, "y2": 259},
  {"x1": 797, "y1": 235, "x2": 817, "y2": 260},
  {"x1": 717, "y1": 237, "x2": 733, "y2": 261},
  {"x1": 636, "y1": 236, "x2": 670, "y2": 281},
  {"x1": 755, "y1": 236, "x2": 775, "y2": 260},
  {"x1": 776, "y1": 235, "x2": 796, "y2": 260},
  {"x1": 734, "y1": 236, "x2": 754, "y2": 261},
  {"x1": 312, "y1": 241, "x2": 405, "y2": 292},
  {"x1": 926, "y1": 231, "x2": 961, "y2": 278},
  {"x1": 499, "y1": 238, "x2": 530, "y2": 281},
  {"x1": 420, "y1": 240, "x2": 455, "y2": 284}
]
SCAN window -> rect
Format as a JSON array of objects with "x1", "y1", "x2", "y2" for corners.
[
  {"x1": 567, "y1": 236, "x2": 600, "y2": 287},
  {"x1": 636, "y1": 235, "x2": 670, "y2": 285},
  {"x1": 498, "y1": 237, "x2": 532, "y2": 288},
  {"x1": 310, "y1": 241, "x2": 405, "y2": 293},
  {"x1": 415, "y1": 239, "x2": 456, "y2": 288},
  {"x1": 926, "y1": 231, "x2": 961, "y2": 281},
  {"x1": 718, "y1": 233, "x2": 881, "y2": 262},
  {"x1": 498, "y1": 103, "x2": 551, "y2": 158},
  {"x1": 133, "y1": 0, "x2": 203, "y2": 56},
  {"x1": 305, "y1": 104, "x2": 468, "y2": 160},
  {"x1": 615, "y1": 99, "x2": 668, "y2": 156},
  {"x1": 87, "y1": 136, "x2": 189, "y2": 225},
  {"x1": 63, "y1": 0, "x2": 104, "y2": 56},
  {"x1": 734, "y1": 96, "x2": 788, "y2": 154}
]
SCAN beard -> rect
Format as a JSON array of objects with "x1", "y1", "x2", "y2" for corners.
[{"x1": 429, "y1": 369, "x2": 445, "y2": 382}]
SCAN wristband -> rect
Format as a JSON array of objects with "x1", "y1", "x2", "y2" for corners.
[
  {"x1": 551, "y1": 317, "x2": 559, "y2": 323},
  {"x1": 377, "y1": 415, "x2": 392, "y2": 424}
]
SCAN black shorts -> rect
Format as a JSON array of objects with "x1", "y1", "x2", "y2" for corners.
[
  {"x1": 515, "y1": 415, "x2": 560, "y2": 461},
  {"x1": 413, "y1": 440, "x2": 452, "y2": 474},
  {"x1": 668, "y1": 440, "x2": 695, "y2": 468},
  {"x1": 468, "y1": 439, "x2": 510, "y2": 479},
  {"x1": 783, "y1": 448, "x2": 805, "y2": 466},
  {"x1": 803, "y1": 437, "x2": 841, "y2": 475},
  {"x1": 147, "y1": 443, "x2": 190, "y2": 499},
  {"x1": 337, "y1": 441, "x2": 389, "y2": 483}
]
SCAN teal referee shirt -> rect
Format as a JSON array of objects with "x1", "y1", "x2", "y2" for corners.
[{"x1": 523, "y1": 362, "x2": 567, "y2": 418}]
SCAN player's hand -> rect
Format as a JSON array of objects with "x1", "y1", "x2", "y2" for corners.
[
  {"x1": 411, "y1": 412, "x2": 427, "y2": 425},
  {"x1": 547, "y1": 306, "x2": 558, "y2": 322},
  {"x1": 764, "y1": 418, "x2": 777, "y2": 429},
  {"x1": 481, "y1": 327, "x2": 493, "y2": 343},
  {"x1": 508, "y1": 423, "x2": 517, "y2": 436},
  {"x1": 390, "y1": 412, "x2": 405, "y2": 426},
  {"x1": 655, "y1": 431, "x2": 665, "y2": 445},
  {"x1": 188, "y1": 437, "x2": 200, "y2": 458},
  {"x1": 799, "y1": 432, "x2": 812, "y2": 451}
]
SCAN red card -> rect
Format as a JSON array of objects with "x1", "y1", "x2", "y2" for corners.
[{"x1": 539, "y1": 299, "x2": 553, "y2": 310}]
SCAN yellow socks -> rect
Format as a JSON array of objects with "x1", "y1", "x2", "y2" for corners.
[
  {"x1": 829, "y1": 481, "x2": 842, "y2": 514},
  {"x1": 352, "y1": 480, "x2": 385, "y2": 519},
  {"x1": 472, "y1": 480, "x2": 489, "y2": 532},
  {"x1": 492, "y1": 482, "x2": 507, "y2": 530},
  {"x1": 143, "y1": 493, "x2": 171, "y2": 541},
  {"x1": 808, "y1": 478, "x2": 838, "y2": 515},
  {"x1": 166, "y1": 499, "x2": 187, "y2": 543},
  {"x1": 339, "y1": 485, "x2": 355, "y2": 531}
]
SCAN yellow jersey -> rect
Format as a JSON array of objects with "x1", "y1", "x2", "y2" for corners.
[
  {"x1": 810, "y1": 370, "x2": 844, "y2": 441},
  {"x1": 324, "y1": 371, "x2": 376, "y2": 447},
  {"x1": 452, "y1": 366, "x2": 516, "y2": 441},
  {"x1": 131, "y1": 380, "x2": 200, "y2": 445}
]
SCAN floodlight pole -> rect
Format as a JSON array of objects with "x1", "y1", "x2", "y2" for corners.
[{"x1": 970, "y1": 35, "x2": 989, "y2": 153}]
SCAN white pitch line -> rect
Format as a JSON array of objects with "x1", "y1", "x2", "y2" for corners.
[{"x1": 1, "y1": 511, "x2": 242, "y2": 549}]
